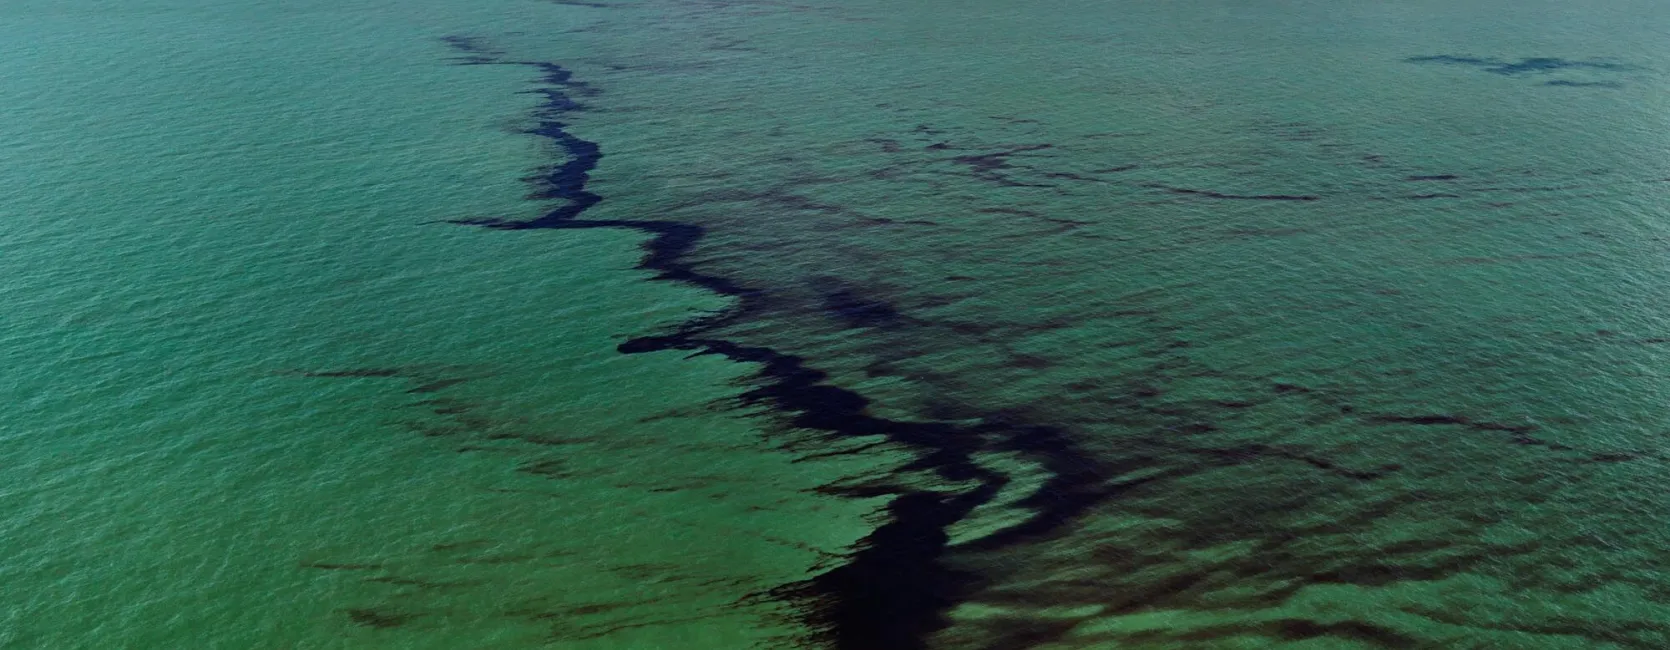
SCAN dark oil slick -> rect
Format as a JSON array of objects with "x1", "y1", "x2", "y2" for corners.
[
  {"x1": 431, "y1": 0, "x2": 1670, "y2": 648},
  {"x1": 436, "y1": 44, "x2": 1110, "y2": 649},
  {"x1": 10, "y1": 0, "x2": 1670, "y2": 648}
]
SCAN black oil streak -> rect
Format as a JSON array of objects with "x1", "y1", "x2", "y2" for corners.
[
  {"x1": 1406, "y1": 55, "x2": 1633, "y2": 76},
  {"x1": 1146, "y1": 184, "x2": 1320, "y2": 202},
  {"x1": 811, "y1": 276, "x2": 905, "y2": 329},
  {"x1": 302, "y1": 562, "x2": 383, "y2": 571},
  {"x1": 948, "y1": 144, "x2": 1056, "y2": 188},
  {"x1": 1365, "y1": 413, "x2": 1568, "y2": 448},
  {"x1": 303, "y1": 369, "x2": 403, "y2": 378},
  {"x1": 1544, "y1": 80, "x2": 1623, "y2": 88},
  {"x1": 437, "y1": 38, "x2": 1109, "y2": 650},
  {"x1": 408, "y1": 378, "x2": 470, "y2": 393},
  {"x1": 346, "y1": 608, "x2": 413, "y2": 629}
]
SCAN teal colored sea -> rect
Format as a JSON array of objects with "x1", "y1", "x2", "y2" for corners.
[{"x1": 8, "y1": 0, "x2": 1670, "y2": 648}]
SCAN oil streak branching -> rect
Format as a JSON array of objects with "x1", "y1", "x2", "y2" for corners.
[{"x1": 440, "y1": 41, "x2": 1110, "y2": 650}]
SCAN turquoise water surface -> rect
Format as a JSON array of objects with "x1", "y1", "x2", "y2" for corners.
[{"x1": 8, "y1": 0, "x2": 1670, "y2": 648}]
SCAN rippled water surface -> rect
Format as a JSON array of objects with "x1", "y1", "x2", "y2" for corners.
[{"x1": 8, "y1": 0, "x2": 1670, "y2": 647}]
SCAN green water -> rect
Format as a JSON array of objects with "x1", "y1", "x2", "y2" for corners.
[
  {"x1": 0, "y1": 1, "x2": 887, "y2": 647},
  {"x1": 8, "y1": 0, "x2": 1670, "y2": 647}
]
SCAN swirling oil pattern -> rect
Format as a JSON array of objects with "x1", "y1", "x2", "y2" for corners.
[{"x1": 7, "y1": 0, "x2": 1670, "y2": 648}]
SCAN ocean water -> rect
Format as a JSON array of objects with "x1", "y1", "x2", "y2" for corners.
[
  {"x1": 8, "y1": 0, "x2": 1670, "y2": 648},
  {"x1": 0, "y1": 1, "x2": 889, "y2": 648}
]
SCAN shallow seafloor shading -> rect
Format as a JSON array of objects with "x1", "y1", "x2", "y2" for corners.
[{"x1": 9, "y1": 0, "x2": 1670, "y2": 648}]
